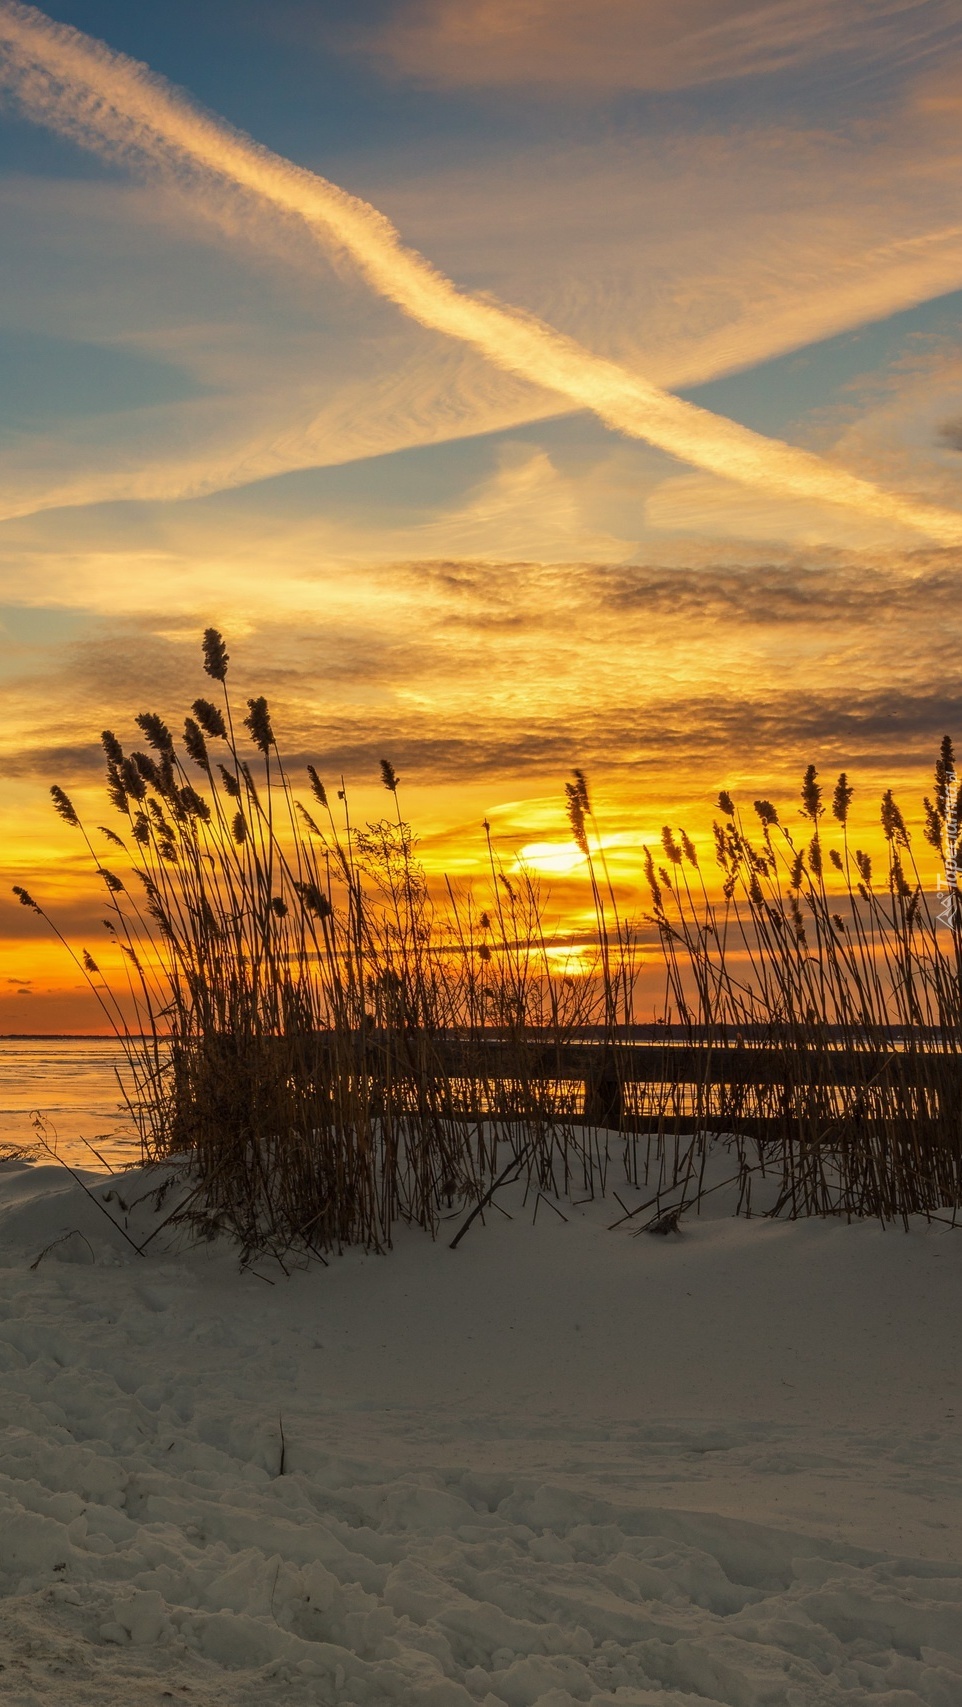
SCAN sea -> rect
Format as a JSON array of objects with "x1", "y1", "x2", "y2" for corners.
[{"x1": 0, "y1": 1037, "x2": 145, "y2": 1170}]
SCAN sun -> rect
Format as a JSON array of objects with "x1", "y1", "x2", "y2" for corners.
[{"x1": 516, "y1": 840, "x2": 588, "y2": 876}]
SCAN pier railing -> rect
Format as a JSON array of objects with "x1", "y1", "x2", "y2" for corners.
[{"x1": 301, "y1": 1026, "x2": 962, "y2": 1136}]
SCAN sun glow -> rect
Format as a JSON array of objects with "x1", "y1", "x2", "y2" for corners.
[
  {"x1": 541, "y1": 940, "x2": 599, "y2": 978},
  {"x1": 516, "y1": 840, "x2": 588, "y2": 875}
]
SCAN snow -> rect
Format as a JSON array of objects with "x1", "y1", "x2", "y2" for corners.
[{"x1": 1, "y1": 1149, "x2": 962, "y2": 1705}]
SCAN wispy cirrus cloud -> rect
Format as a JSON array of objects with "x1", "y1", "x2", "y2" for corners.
[
  {"x1": 361, "y1": 0, "x2": 959, "y2": 91},
  {"x1": 1, "y1": 3, "x2": 961, "y2": 546},
  {"x1": 374, "y1": 135, "x2": 962, "y2": 397},
  {"x1": 0, "y1": 171, "x2": 565, "y2": 522},
  {"x1": 7, "y1": 127, "x2": 962, "y2": 533}
]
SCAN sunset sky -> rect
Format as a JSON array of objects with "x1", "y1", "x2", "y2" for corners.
[{"x1": 2, "y1": 0, "x2": 962, "y2": 1027}]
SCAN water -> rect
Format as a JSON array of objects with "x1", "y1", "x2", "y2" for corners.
[{"x1": 0, "y1": 1037, "x2": 144, "y2": 1170}]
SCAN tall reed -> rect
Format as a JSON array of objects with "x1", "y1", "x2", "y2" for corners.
[
  {"x1": 16, "y1": 630, "x2": 962, "y2": 1245},
  {"x1": 16, "y1": 631, "x2": 620, "y2": 1258},
  {"x1": 636, "y1": 751, "x2": 962, "y2": 1223}
]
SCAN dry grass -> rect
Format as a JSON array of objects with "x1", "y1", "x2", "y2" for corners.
[
  {"x1": 15, "y1": 632, "x2": 962, "y2": 1252},
  {"x1": 633, "y1": 752, "x2": 962, "y2": 1225},
  {"x1": 16, "y1": 631, "x2": 628, "y2": 1261}
]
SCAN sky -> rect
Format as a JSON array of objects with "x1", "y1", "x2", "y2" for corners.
[{"x1": 2, "y1": 0, "x2": 962, "y2": 1028}]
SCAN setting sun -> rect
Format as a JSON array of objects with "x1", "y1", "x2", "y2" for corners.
[{"x1": 515, "y1": 841, "x2": 588, "y2": 876}]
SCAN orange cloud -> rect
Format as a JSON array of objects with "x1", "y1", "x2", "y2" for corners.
[
  {"x1": 364, "y1": 0, "x2": 954, "y2": 91},
  {"x1": 3, "y1": 541, "x2": 960, "y2": 1026}
]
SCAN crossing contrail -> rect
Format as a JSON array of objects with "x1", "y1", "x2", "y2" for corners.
[{"x1": 2, "y1": 0, "x2": 961, "y2": 543}]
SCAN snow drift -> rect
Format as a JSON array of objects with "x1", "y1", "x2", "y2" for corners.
[{"x1": 1, "y1": 1153, "x2": 961, "y2": 1705}]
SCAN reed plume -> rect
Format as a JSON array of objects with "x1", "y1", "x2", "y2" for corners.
[{"x1": 18, "y1": 634, "x2": 962, "y2": 1248}]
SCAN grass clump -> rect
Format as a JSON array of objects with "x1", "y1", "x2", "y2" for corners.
[
  {"x1": 637, "y1": 751, "x2": 962, "y2": 1223},
  {"x1": 17, "y1": 631, "x2": 623, "y2": 1260},
  {"x1": 16, "y1": 631, "x2": 962, "y2": 1248}
]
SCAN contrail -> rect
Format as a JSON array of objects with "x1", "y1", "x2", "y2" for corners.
[{"x1": 1, "y1": 1, "x2": 961, "y2": 544}]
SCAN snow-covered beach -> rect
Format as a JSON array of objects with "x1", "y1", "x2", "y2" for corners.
[{"x1": 2, "y1": 1154, "x2": 962, "y2": 1706}]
